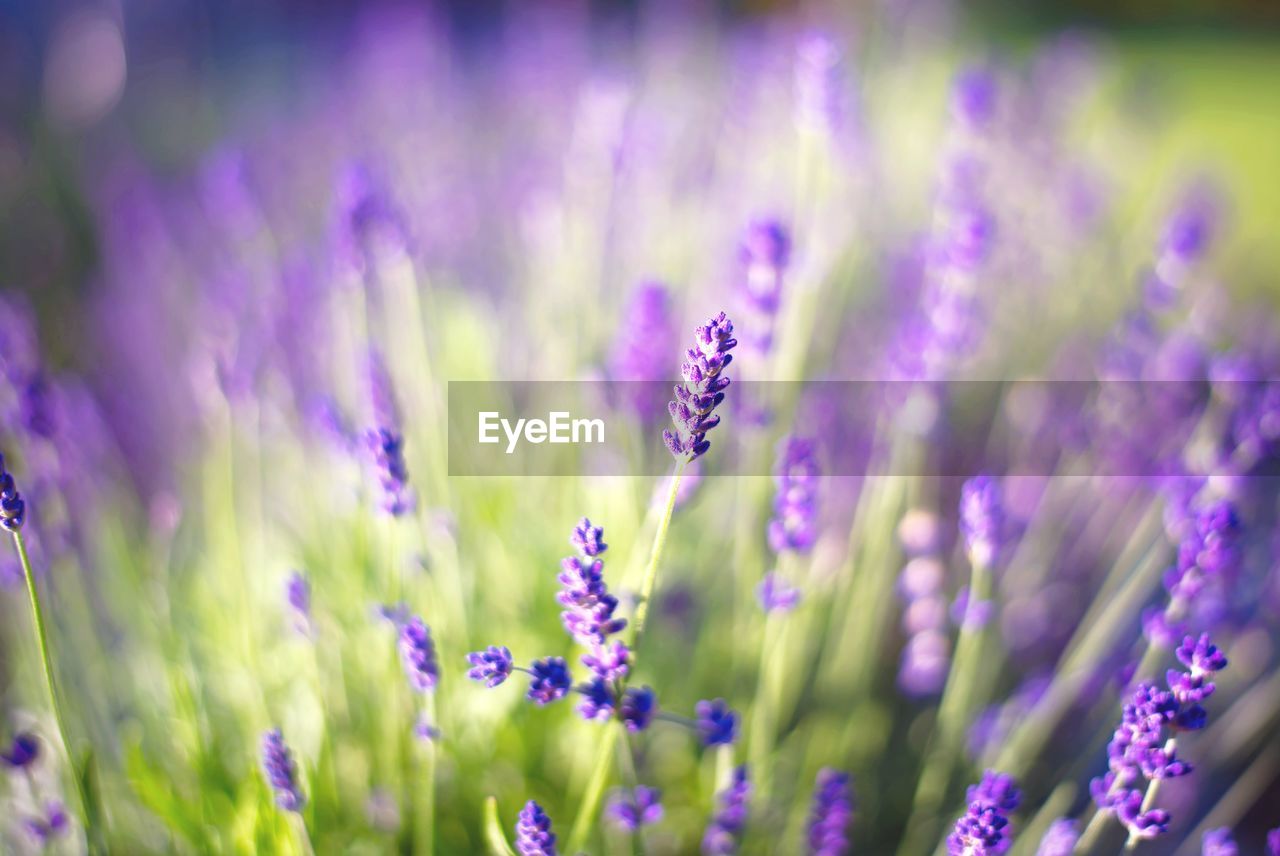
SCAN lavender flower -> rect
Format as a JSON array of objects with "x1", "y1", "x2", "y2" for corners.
[
  {"x1": 527, "y1": 657, "x2": 572, "y2": 705},
  {"x1": 21, "y1": 801, "x2": 68, "y2": 847},
  {"x1": 1202, "y1": 828, "x2": 1238, "y2": 856},
  {"x1": 739, "y1": 219, "x2": 792, "y2": 353},
  {"x1": 664, "y1": 313, "x2": 737, "y2": 461},
  {"x1": 1035, "y1": 818, "x2": 1078, "y2": 856},
  {"x1": 806, "y1": 768, "x2": 853, "y2": 855},
  {"x1": 695, "y1": 699, "x2": 739, "y2": 746},
  {"x1": 606, "y1": 786, "x2": 663, "y2": 831},
  {"x1": 960, "y1": 475, "x2": 1002, "y2": 566},
  {"x1": 946, "y1": 770, "x2": 1020, "y2": 856},
  {"x1": 578, "y1": 678, "x2": 616, "y2": 722},
  {"x1": 0, "y1": 454, "x2": 26, "y2": 533},
  {"x1": 285, "y1": 571, "x2": 310, "y2": 632},
  {"x1": 466, "y1": 645, "x2": 514, "y2": 687},
  {"x1": 1091, "y1": 634, "x2": 1227, "y2": 841},
  {"x1": 399, "y1": 617, "x2": 439, "y2": 693},
  {"x1": 703, "y1": 765, "x2": 750, "y2": 855},
  {"x1": 1146, "y1": 501, "x2": 1241, "y2": 645},
  {"x1": 261, "y1": 729, "x2": 305, "y2": 812},
  {"x1": 1267, "y1": 828, "x2": 1280, "y2": 856},
  {"x1": 515, "y1": 800, "x2": 557, "y2": 856},
  {"x1": 364, "y1": 351, "x2": 414, "y2": 516},
  {"x1": 610, "y1": 282, "x2": 678, "y2": 418},
  {"x1": 1, "y1": 732, "x2": 39, "y2": 769},
  {"x1": 570, "y1": 517, "x2": 608, "y2": 557},
  {"x1": 620, "y1": 686, "x2": 658, "y2": 732},
  {"x1": 768, "y1": 436, "x2": 820, "y2": 553},
  {"x1": 757, "y1": 572, "x2": 802, "y2": 613}
]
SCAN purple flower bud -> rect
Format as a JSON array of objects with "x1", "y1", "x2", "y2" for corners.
[
  {"x1": 1035, "y1": 818, "x2": 1078, "y2": 856},
  {"x1": 527, "y1": 657, "x2": 572, "y2": 705},
  {"x1": 515, "y1": 800, "x2": 557, "y2": 856},
  {"x1": 695, "y1": 699, "x2": 739, "y2": 747},
  {"x1": 0, "y1": 455, "x2": 27, "y2": 533},
  {"x1": 1266, "y1": 827, "x2": 1279, "y2": 856},
  {"x1": 664, "y1": 313, "x2": 737, "y2": 461},
  {"x1": 620, "y1": 686, "x2": 658, "y2": 732},
  {"x1": 466, "y1": 645, "x2": 514, "y2": 688},
  {"x1": 577, "y1": 678, "x2": 615, "y2": 722},
  {"x1": 581, "y1": 639, "x2": 630, "y2": 683},
  {"x1": 952, "y1": 66, "x2": 998, "y2": 129},
  {"x1": 21, "y1": 801, "x2": 68, "y2": 846},
  {"x1": 960, "y1": 475, "x2": 1002, "y2": 566},
  {"x1": 1, "y1": 732, "x2": 39, "y2": 769},
  {"x1": 261, "y1": 729, "x2": 305, "y2": 812},
  {"x1": 757, "y1": 572, "x2": 802, "y2": 614},
  {"x1": 946, "y1": 770, "x2": 1019, "y2": 856},
  {"x1": 806, "y1": 768, "x2": 854, "y2": 855},
  {"x1": 1201, "y1": 827, "x2": 1238, "y2": 856},
  {"x1": 399, "y1": 617, "x2": 439, "y2": 693},
  {"x1": 570, "y1": 517, "x2": 608, "y2": 557},
  {"x1": 768, "y1": 436, "x2": 820, "y2": 554},
  {"x1": 285, "y1": 571, "x2": 310, "y2": 632},
  {"x1": 1176, "y1": 632, "x2": 1228, "y2": 677},
  {"x1": 703, "y1": 765, "x2": 750, "y2": 854},
  {"x1": 607, "y1": 786, "x2": 663, "y2": 831}
]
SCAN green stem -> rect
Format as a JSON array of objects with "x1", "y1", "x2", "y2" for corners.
[
  {"x1": 566, "y1": 723, "x2": 621, "y2": 854},
  {"x1": 631, "y1": 460, "x2": 687, "y2": 641},
  {"x1": 13, "y1": 529, "x2": 95, "y2": 845}
]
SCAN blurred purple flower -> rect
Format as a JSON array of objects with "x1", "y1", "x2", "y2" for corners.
[
  {"x1": 607, "y1": 786, "x2": 663, "y2": 831},
  {"x1": 806, "y1": 768, "x2": 854, "y2": 855}
]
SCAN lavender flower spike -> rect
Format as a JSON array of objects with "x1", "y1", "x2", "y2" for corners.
[
  {"x1": 768, "y1": 436, "x2": 820, "y2": 554},
  {"x1": 399, "y1": 617, "x2": 439, "y2": 693},
  {"x1": 466, "y1": 645, "x2": 514, "y2": 687},
  {"x1": 1, "y1": 732, "x2": 39, "y2": 769},
  {"x1": 261, "y1": 729, "x2": 305, "y2": 812},
  {"x1": 664, "y1": 313, "x2": 737, "y2": 461},
  {"x1": 946, "y1": 770, "x2": 1020, "y2": 856},
  {"x1": 806, "y1": 768, "x2": 854, "y2": 855},
  {"x1": 607, "y1": 786, "x2": 663, "y2": 831},
  {"x1": 703, "y1": 765, "x2": 751, "y2": 855},
  {"x1": 696, "y1": 699, "x2": 739, "y2": 746},
  {"x1": 757, "y1": 572, "x2": 802, "y2": 613},
  {"x1": 1034, "y1": 819, "x2": 1078, "y2": 856},
  {"x1": 286, "y1": 571, "x2": 310, "y2": 633},
  {"x1": 515, "y1": 800, "x2": 557, "y2": 856},
  {"x1": 0, "y1": 453, "x2": 26, "y2": 533},
  {"x1": 364, "y1": 350, "x2": 414, "y2": 516},
  {"x1": 1201, "y1": 828, "x2": 1238, "y2": 856},
  {"x1": 526, "y1": 657, "x2": 572, "y2": 705},
  {"x1": 960, "y1": 475, "x2": 1002, "y2": 567}
]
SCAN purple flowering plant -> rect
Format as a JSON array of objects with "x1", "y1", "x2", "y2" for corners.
[{"x1": 2, "y1": 6, "x2": 1280, "y2": 855}]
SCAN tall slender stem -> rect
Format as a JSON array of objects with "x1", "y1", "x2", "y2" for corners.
[
  {"x1": 13, "y1": 529, "x2": 94, "y2": 844},
  {"x1": 631, "y1": 459, "x2": 687, "y2": 641}
]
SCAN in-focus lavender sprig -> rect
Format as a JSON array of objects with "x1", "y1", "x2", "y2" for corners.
[
  {"x1": 806, "y1": 768, "x2": 854, "y2": 855},
  {"x1": 946, "y1": 770, "x2": 1020, "y2": 856},
  {"x1": 663, "y1": 313, "x2": 737, "y2": 461},
  {"x1": 261, "y1": 729, "x2": 305, "y2": 812},
  {"x1": 0, "y1": 453, "x2": 26, "y2": 533}
]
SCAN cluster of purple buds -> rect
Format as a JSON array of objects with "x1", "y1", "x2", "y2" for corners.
[
  {"x1": 399, "y1": 616, "x2": 439, "y2": 693},
  {"x1": 960, "y1": 475, "x2": 1003, "y2": 568},
  {"x1": 609, "y1": 281, "x2": 678, "y2": 419},
  {"x1": 1090, "y1": 633, "x2": 1228, "y2": 841},
  {"x1": 22, "y1": 800, "x2": 69, "y2": 847},
  {"x1": 702, "y1": 765, "x2": 750, "y2": 855},
  {"x1": 757, "y1": 572, "x2": 801, "y2": 614},
  {"x1": 1144, "y1": 181, "x2": 1219, "y2": 310},
  {"x1": 896, "y1": 511, "x2": 951, "y2": 696},
  {"x1": 1145, "y1": 500, "x2": 1241, "y2": 646},
  {"x1": 1201, "y1": 827, "x2": 1238, "y2": 856},
  {"x1": 806, "y1": 768, "x2": 854, "y2": 855},
  {"x1": 364, "y1": 351, "x2": 414, "y2": 517},
  {"x1": 1267, "y1": 828, "x2": 1280, "y2": 856},
  {"x1": 606, "y1": 786, "x2": 663, "y2": 831},
  {"x1": 768, "y1": 436, "x2": 820, "y2": 553},
  {"x1": 739, "y1": 219, "x2": 791, "y2": 354},
  {"x1": 261, "y1": 728, "x2": 305, "y2": 812},
  {"x1": 0, "y1": 453, "x2": 26, "y2": 533},
  {"x1": 465, "y1": 645, "x2": 513, "y2": 688},
  {"x1": 695, "y1": 699, "x2": 739, "y2": 746},
  {"x1": 285, "y1": 571, "x2": 311, "y2": 634},
  {"x1": 1, "y1": 732, "x2": 40, "y2": 769},
  {"x1": 515, "y1": 800, "x2": 557, "y2": 856},
  {"x1": 664, "y1": 313, "x2": 737, "y2": 461},
  {"x1": 946, "y1": 770, "x2": 1020, "y2": 856}
]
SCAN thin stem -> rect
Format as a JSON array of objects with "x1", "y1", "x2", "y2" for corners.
[
  {"x1": 13, "y1": 529, "x2": 94, "y2": 844},
  {"x1": 632, "y1": 459, "x2": 687, "y2": 640},
  {"x1": 566, "y1": 722, "x2": 621, "y2": 854}
]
